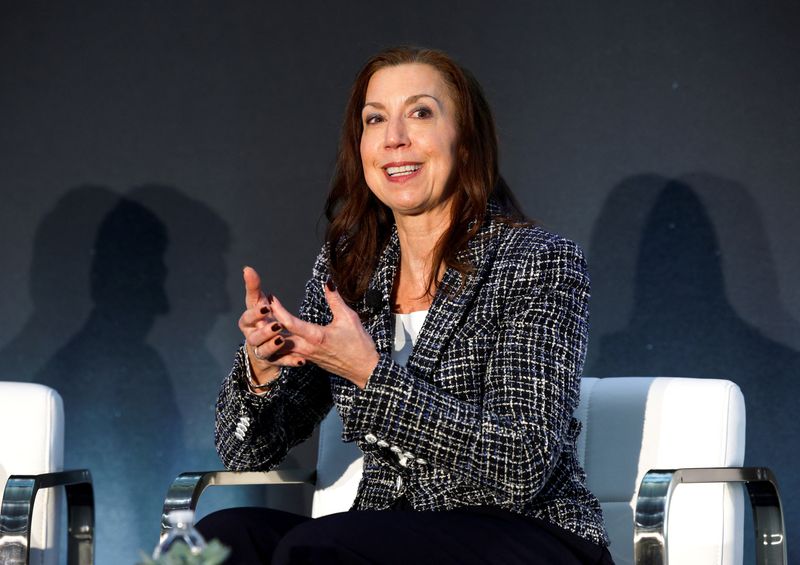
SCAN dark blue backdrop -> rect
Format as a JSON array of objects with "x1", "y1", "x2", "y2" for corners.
[{"x1": 1, "y1": 1, "x2": 797, "y2": 562}]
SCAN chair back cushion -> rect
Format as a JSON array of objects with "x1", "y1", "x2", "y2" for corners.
[
  {"x1": 312, "y1": 408, "x2": 362, "y2": 518},
  {"x1": 311, "y1": 377, "x2": 746, "y2": 565},
  {"x1": 0, "y1": 382, "x2": 65, "y2": 565}
]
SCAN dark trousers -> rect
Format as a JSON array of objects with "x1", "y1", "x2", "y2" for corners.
[{"x1": 196, "y1": 506, "x2": 614, "y2": 564}]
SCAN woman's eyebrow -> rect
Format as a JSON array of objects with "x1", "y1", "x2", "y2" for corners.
[
  {"x1": 406, "y1": 93, "x2": 442, "y2": 107},
  {"x1": 363, "y1": 93, "x2": 443, "y2": 111}
]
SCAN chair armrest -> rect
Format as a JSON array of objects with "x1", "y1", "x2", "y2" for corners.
[
  {"x1": 160, "y1": 469, "x2": 316, "y2": 537},
  {"x1": 633, "y1": 467, "x2": 786, "y2": 565},
  {"x1": 0, "y1": 469, "x2": 94, "y2": 565}
]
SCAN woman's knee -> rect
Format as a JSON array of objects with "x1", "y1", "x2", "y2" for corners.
[
  {"x1": 196, "y1": 507, "x2": 264, "y2": 539},
  {"x1": 272, "y1": 512, "x2": 375, "y2": 565},
  {"x1": 196, "y1": 507, "x2": 311, "y2": 564}
]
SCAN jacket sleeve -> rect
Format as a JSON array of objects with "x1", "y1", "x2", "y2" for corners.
[
  {"x1": 214, "y1": 250, "x2": 335, "y2": 471},
  {"x1": 341, "y1": 236, "x2": 589, "y2": 505}
]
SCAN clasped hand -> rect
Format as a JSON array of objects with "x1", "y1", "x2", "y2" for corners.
[{"x1": 239, "y1": 267, "x2": 380, "y2": 389}]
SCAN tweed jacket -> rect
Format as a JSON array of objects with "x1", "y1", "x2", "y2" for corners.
[{"x1": 215, "y1": 209, "x2": 609, "y2": 547}]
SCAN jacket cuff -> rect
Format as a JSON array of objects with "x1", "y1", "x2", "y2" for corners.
[
  {"x1": 341, "y1": 352, "x2": 412, "y2": 442},
  {"x1": 233, "y1": 344, "x2": 287, "y2": 406}
]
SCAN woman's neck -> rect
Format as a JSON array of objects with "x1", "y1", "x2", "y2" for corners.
[{"x1": 392, "y1": 207, "x2": 452, "y2": 313}]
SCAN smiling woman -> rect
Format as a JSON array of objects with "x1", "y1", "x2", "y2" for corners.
[
  {"x1": 197, "y1": 46, "x2": 614, "y2": 565},
  {"x1": 325, "y1": 48, "x2": 529, "y2": 313},
  {"x1": 359, "y1": 64, "x2": 458, "y2": 220}
]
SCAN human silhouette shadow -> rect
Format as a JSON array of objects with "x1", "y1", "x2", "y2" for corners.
[
  {"x1": 34, "y1": 193, "x2": 182, "y2": 563},
  {"x1": 586, "y1": 174, "x2": 799, "y2": 562},
  {"x1": 129, "y1": 186, "x2": 284, "y2": 510},
  {"x1": 128, "y1": 185, "x2": 230, "y2": 460},
  {"x1": 0, "y1": 186, "x2": 119, "y2": 380}
]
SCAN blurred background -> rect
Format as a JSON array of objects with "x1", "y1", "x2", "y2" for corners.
[{"x1": 1, "y1": 1, "x2": 797, "y2": 562}]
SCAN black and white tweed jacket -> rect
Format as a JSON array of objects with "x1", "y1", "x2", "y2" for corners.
[{"x1": 215, "y1": 210, "x2": 609, "y2": 547}]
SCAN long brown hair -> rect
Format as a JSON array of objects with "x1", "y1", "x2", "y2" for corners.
[{"x1": 325, "y1": 46, "x2": 526, "y2": 305}]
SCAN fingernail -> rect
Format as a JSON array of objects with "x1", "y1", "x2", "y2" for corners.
[
  {"x1": 326, "y1": 277, "x2": 337, "y2": 292},
  {"x1": 267, "y1": 293, "x2": 274, "y2": 304},
  {"x1": 275, "y1": 337, "x2": 284, "y2": 346},
  {"x1": 271, "y1": 323, "x2": 281, "y2": 332},
  {"x1": 260, "y1": 306, "x2": 269, "y2": 315},
  {"x1": 298, "y1": 360, "x2": 305, "y2": 366}
]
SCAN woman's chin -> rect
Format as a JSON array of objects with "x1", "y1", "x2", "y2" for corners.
[{"x1": 388, "y1": 198, "x2": 453, "y2": 220}]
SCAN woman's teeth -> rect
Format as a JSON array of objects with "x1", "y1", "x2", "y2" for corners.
[{"x1": 386, "y1": 164, "x2": 421, "y2": 177}]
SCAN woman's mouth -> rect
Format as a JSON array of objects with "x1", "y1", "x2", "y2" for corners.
[{"x1": 383, "y1": 163, "x2": 422, "y2": 181}]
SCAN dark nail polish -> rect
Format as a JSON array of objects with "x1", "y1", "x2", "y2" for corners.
[
  {"x1": 267, "y1": 293, "x2": 274, "y2": 304},
  {"x1": 260, "y1": 306, "x2": 269, "y2": 315},
  {"x1": 275, "y1": 337, "x2": 284, "y2": 346},
  {"x1": 326, "y1": 277, "x2": 337, "y2": 292},
  {"x1": 271, "y1": 323, "x2": 281, "y2": 332}
]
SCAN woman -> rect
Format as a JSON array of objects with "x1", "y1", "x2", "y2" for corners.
[{"x1": 198, "y1": 47, "x2": 613, "y2": 564}]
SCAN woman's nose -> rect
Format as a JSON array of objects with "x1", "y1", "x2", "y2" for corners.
[{"x1": 384, "y1": 117, "x2": 409, "y2": 148}]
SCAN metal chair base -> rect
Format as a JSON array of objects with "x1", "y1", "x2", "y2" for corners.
[
  {"x1": 0, "y1": 469, "x2": 94, "y2": 565},
  {"x1": 634, "y1": 467, "x2": 786, "y2": 565}
]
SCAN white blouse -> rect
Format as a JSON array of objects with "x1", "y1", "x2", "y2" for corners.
[{"x1": 391, "y1": 310, "x2": 429, "y2": 367}]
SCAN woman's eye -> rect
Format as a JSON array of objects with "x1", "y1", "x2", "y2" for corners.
[
  {"x1": 410, "y1": 106, "x2": 433, "y2": 119},
  {"x1": 364, "y1": 114, "x2": 384, "y2": 125}
]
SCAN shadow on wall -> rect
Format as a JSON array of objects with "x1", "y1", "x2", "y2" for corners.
[
  {"x1": 128, "y1": 185, "x2": 230, "y2": 458},
  {"x1": 585, "y1": 173, "x2": 799, "y2": 562},
  {"x1": 34, "y1": 192, "x2": 180, "y2": 562},
  {"x1": 128, "y1": 186, "x2": 279, "y2": 519},
  {"x1": 0, "y1": 186, "x2": 120, "y2": 380},
  {"x1": 0, "y1": 185, "x2": 236, "y2": 562}
]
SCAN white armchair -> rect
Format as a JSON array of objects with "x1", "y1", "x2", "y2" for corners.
[
  {"x1": 0, "y1": 382, "x2": 94, "y2": 565},
  {"x1": 577, "y1": 377, "x2": 784, "y2": 564},
  {"x1": 160, "y1": 377, "x2": 786, "y2": 564}
]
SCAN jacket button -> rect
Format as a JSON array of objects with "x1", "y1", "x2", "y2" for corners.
[
  {"x1": 377, "y1": 440, "x2": 389, "y2": 448},
  {"x1": 390, "y1": 445, "x2": 402, "y2": 454},
  {"x1": 415, "y1": 458, "x2": 427, "y2": 465},
  {"x1": 402, "y1": 451, "x2": 414, "y2": 459},
  {"x1": 364, "y1": 433, "x2": 378, "y2": 444}
]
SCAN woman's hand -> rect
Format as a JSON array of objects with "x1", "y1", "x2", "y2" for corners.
[
  {"x1": 239, "y1": 266, "x2": 305, "y2": 386},
  {"x1": 269, "y1": 279, "x2": 380, "y2": 389}
]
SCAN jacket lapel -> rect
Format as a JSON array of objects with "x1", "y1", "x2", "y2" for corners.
[
  {"x1": 407, "y1": 215, "x2": 502, "y2": 377},
  {"x1": 357, "y1": 211, "x2": 503, "y2": 378},
  {"x1": 358, "y1": 228, "x2": 400, "y2": 355}
]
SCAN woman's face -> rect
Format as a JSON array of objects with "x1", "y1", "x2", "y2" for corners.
[{"x1": 360, "y1": 63, "x2": 459, "y2": 218}]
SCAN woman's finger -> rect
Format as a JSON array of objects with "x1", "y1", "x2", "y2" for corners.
[
  {"x1": 239, "y1": 304, "x2": 273, "y2": 330},
  {"x1": 269, "y1": 295, "x2": 323, "y2": 344},
  {"x1": 249, "y1": 332, "x2": 287, "y2": 361},
  {"x1": 269, "y1": 350, "x2": 307, "y2": 367},
  {"x1": 246, "y1": 321, "x2": 285, "y2": 347},
  {"x1": 251, "y1": 338, "x2": 305, "y2": 367},
  {"x1": 322, "y1": 278, "x2": 359, "y2": 323},
  {"x1": 243, "y1": 266, "x2": 267, "y2": 308}
]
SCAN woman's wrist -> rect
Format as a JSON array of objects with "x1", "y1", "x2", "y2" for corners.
[
  {"x1": 250, "y1": 362, "x2": 282, "y2": 387},
  {"x1": 351, "y1": 350, "x2": 381, "y2": 390},
  {"x1": 246, "y1": 367, "x2": 280, "y2": 395},
  {"x1": 244, "y1": 345, "x2": 282, "y2": 392}
]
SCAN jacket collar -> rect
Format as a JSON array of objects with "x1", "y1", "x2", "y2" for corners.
[{"x1": 358, "y1": 203, "x2": 504, "y2": 375}]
